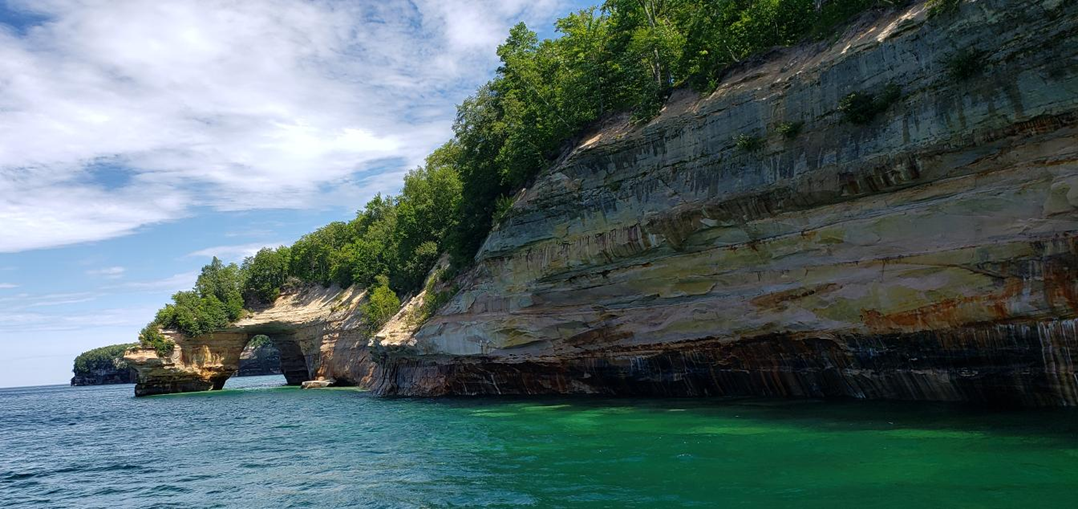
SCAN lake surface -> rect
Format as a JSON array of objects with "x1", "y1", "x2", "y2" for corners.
[{"x1": 2, "y1": 375, "x2": 1078, "y2": 508}]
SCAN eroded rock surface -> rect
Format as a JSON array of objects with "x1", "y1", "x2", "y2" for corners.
[
  {"x1": 378, "y1": 0, "x2": 1078, "y2": 405},
  {"x1": 129, "y1": 0, "x2": 1078, "y2": 405},
  {"x1": 126, "y1": 286, "x2": 376, "y2": 396}
]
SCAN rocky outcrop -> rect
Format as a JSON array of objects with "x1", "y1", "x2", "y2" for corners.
[
  {"x1": 71, "y1": 368, "x2": 136, "y2": 386},
  {"x1": 71, "y1": 343, "x2": 137, "y2": 386},
  {"x1": 128, "y1": 0, "x2": 1078, "y2": 405},
  {"x1": 126, "y1": 286, "x2": 377, "y2": 396}
]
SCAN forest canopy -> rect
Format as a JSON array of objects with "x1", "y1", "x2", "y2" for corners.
[
  {"x1": 73, "y1": 343, "x2": 138, "y2": 377},
  {"x1": 139, "y1": 0, "x2": 889, "y2": 344}
]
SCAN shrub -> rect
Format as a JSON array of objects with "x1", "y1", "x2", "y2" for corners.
[
  {"x1": 138, "y1": 325, "x2": 174, "y2": 358},
  {"x1": 492, "y1": 195, "x2": 516, "y2": 225},
  {"x1": 735, "y1": 133, "x2": 764, "y2": 152},
  {"x1": 839, "y1": 83, "x2": 901, "y2": 124},
  {"x1": 943, "y1": 48, "x2": 986, "y2": 82},
  {"x1": 361, "y1": 275, "x2": 401, "y2": 332},
  {"x1": 247, "y1": 334, "x2": 272, "y2": 349},
  {"x1": 776, "y1": 121, "x2": 804, "y2": 139},
  {"x1": 408, "y1": 265, "x2": 458, "y2": 327}
]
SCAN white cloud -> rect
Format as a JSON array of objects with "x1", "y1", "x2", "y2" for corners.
[
  {"x1": 0, "y1": 305, "x2": 153, "y2": 333},
  {"x1": 187, "y1": 242, "x2": 287, "y2": 262},
  {"x1": 112, "y1": 271, "x2": 199, "y2": 293},
  {"x1": 86, "y1": 266, "x2": 125, "y2": 279},
  {"x1": 0, "y1": 283, "x2": 17, "y2": 289},
  {"x1": 0, "y1": 0, "x2": 568, "y2": 253},
  {"x1": 0, "y1": 291, "x2": 102, "y2": 308}
]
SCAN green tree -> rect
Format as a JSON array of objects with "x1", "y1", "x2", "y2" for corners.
[
  {"x1": 362, "y1": 275, "x2": 401, "y2": 331},
  {"x1": 195, "y1": 257, "x2": 245, "y2": 321},
  {"x1": 73, "y1": 343, "x2": 137, "y2": 377},
  {"x1": 289, "y1": 222, "x2": 353, "y2": 285},
  {"x1": 242, "y1": 246, "x2": 291, "y2": 305},
  {"x1": 138, "y1": 324, "x2": 174, "y2": 357}
]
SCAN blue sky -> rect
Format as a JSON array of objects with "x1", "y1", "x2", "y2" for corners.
[{"x1": 0, "y1": 0, "x2": 593, "y2": 387}]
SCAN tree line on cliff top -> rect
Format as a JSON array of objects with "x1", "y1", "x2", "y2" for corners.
[
  {"x1": 73, "y1": 343, "x2": 138, "y2": 378},
  {"x1": 139, "y1": 0, "x2": 896, "y2": 352}
]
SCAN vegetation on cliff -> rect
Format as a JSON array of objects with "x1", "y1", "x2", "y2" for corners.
[
  {"x1": 139, "y1": 0, "x2": 894, "y2": 342},
  {"x1": 73, "y1": 343, "x2": 137, "y2": 380},
  {"x1": 362, "y1": 275, "x2": 402, "y2": 331}
]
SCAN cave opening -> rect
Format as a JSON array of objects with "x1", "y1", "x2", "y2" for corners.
[{"x1": 236, "y1": 333, "x2": 310, "y2": 386}]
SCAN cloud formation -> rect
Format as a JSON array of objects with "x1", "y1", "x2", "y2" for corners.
[
  {"x1": 0, "y1": 0, "x2": 567, "y2": 253},
  {"x1": 85, "y1": 266, "x2": 125, "y2": 279},
  {"x1": 187, "y1": 242, "x2": 286, "y2": 261}
]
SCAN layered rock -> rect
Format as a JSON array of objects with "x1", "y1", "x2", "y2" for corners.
[
  {"x1": 71, "y1": 367, "x2": 136, "y2": 386},
  {"x1": 128, "y1": 0, "x2": 1078, "y2": 405},
  {"x1": 376, "y1": 0, "x2": 1078, "y2": 405},
  {"x1": 126, "y1": 286, "x2": 377, "y2": 396}
]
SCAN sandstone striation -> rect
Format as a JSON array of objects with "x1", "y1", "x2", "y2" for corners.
[
  {"x1": 128, "y1": 0, "x2": 1078, "y2": 405},
  {"x1": 377, "y1": 0, "x2": 1078, "y2": 405},
  {"x1": 126, "y1": 285, "x2": 377, "y2": 396}
]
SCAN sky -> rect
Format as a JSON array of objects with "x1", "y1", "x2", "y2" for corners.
[{"x1": 0, "y1": 0, "x2": 593, "y2": 388}]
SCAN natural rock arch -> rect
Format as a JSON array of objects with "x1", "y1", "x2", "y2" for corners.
[{"x1": 126, "y1": 285, "x2": 377, "y2": 396}]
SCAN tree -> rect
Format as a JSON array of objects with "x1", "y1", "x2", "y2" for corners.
[
  {"x1": 242, "y1": 247, "x2": 290, "y2": 305},
  {"x1": 73, "y1": 343, "x2": 137, "y2": 377},
  {"x1": 362, "y1": 275, "x2": 401, "y2": 331},
  {"x1": 195, "y1": 257, "x2": 245, "y2": 321},
  {"x1": 138, "y1": 324, "x2": 174, "y2": 357}
]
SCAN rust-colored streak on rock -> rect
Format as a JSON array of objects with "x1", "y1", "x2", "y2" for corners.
[{"x1": 751, "y1": 283, "x2": 838, "y2": 310}]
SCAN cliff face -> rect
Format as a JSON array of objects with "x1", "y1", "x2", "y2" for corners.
[
  {"x1": 128, "y1": 0, "x2": 1078, "y2": 405},
  {"x1": 71, "y1": 365, "x2": 136, "y2": 386},
  {"x1": 379, "y1": 0, "x2": 1078, "y2": 405}
]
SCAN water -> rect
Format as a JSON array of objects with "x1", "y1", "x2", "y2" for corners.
[{"x1": 2, "y1": 376, "x2": 1078, "y2": 508}]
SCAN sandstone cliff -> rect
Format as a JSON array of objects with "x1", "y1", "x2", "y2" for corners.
[
  {"x1": 128, "y1": 0, "x2": 1078, "y2": 405},
  {"x1": 380, "y1": 0, "x2": 1078, "y2": 405}
]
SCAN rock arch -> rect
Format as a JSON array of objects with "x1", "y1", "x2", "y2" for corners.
[{"x1": 126, "y1": 285, "x2": 376, "y2": 396}]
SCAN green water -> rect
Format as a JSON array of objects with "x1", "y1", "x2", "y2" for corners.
[{"x1": 2, "y1": 375, "x2": 1077, "y2": 507}]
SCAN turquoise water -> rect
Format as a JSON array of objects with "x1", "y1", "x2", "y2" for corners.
[{"x1": 2, "y1": 376, "x2": 1078, "y2": 508}]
